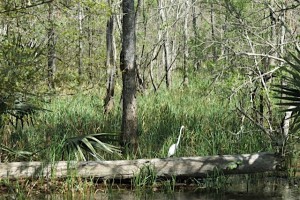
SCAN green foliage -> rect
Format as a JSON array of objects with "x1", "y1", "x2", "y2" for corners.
[
  {"x1": 0, "y1": 68, "x2": 272, "y2": 163},
  {"x1": 225, "y1": 161, "x2": 242, "y2": 170},
  {"x1": 273, "y1": 48, "x2": 300, "y2": 133},
  {"x1": 0, "y1": 33, "x2": 46, "y2": 96},
  {"x1": 133, "y1": 165, "x2": 157, "y2": 188},
  {"x1": 0, "y1": 31, "x2": 47, "y2": 137},
  {"x1": 0, "y1": 1, "x2": 292, "y2": 193},
  {"x1": 20, "y1": 93, "x2": 122, "y2": 161},
  {"x1": 272, "y1": 49, "x2": 300, "y2": 176},
  {"x1": 62, "y1": 133, "x2": 121, "y2": 161},
  {"x1": 0, "y1": 144, "x2": 33, "y2": 158},
  {"x1": 0, "y1": 0, "x2": 298, "y2": 196},
  {"x1": 161, "y1": 176, "x2": 176, "y2": 192},
  {"x1": 224, "y1": 0, "x2": 252, "y2": 18},
  {"x1": 137, "y1": 72, "x2": 270, "y2": 158}
]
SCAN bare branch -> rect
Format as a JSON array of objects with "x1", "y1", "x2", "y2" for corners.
[
  {"x1": 0, "y1": 0, "x2": 53, "y2": 14},
  {"x1": 236, "y1": 52, "x2": 286, "y2": 63},
  {"x1": 230, "y1": 66, "x2": 281, "y2": 99},
  {"x1": 236, "y1": 106, "x2": 270, "y2": 135}
]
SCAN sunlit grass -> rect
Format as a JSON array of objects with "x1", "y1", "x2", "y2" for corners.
[
  {"x1": 0, "y1": 71, "x2": 279, "y2": 194},
  {"x1": 136, "y1": 74, "x2": 272, "y2": 159},
  {"x1": 2, "y1": 72, "x2": 274, "y2": 162}
]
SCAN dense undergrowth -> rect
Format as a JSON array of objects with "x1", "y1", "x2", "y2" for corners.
[
  {"x1": 0, "y1": 71, "x2": 274, "y2": 162},
  {"x1": 0, "y1": 70, "x2": 296, "y2": 197}
]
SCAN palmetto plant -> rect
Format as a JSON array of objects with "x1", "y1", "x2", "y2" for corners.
[
  {"x1": 0, "y1": 144, "x2": 33, "y2": 159},
  {"x1": 0, "y1": 33, "x2": 46, "y2": 129},
  {"x1": 273, "y1": 47, "x2": 300, "y2": 134},
  {"x1": 62, "y1": 133, "x2": 122, "y2": 161}
]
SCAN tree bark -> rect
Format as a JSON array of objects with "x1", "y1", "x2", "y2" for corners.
[
  {"x1": 77, "y1": 1, "x2": 83, "y2": 77},
  {"x1": 279, "y1": 2, "x2": 290, "y2": 156},
  {"x1": 183, "y1": 0, "x2": 190, "y2": 87},
  {"x1": 210, "y1": 3, "x2": 217, "y2": 62},
  {"x1": 47, "y1": 1, "x2": 56, "y2": 90},
  {"x1": 0, "y1": 153, "x2": 281, "y2": 180},
  {"x1": 268, "y1": 0, "x2": 277, "y2": 68},
  {"x1": 157, "y1": 0, "x2": 172, "y2": 88},
  {"x1": 120, "y1": 0, "x2": 138, "y2": 153},
  {"x1": 104, "y1": 0, "x2": 117, "y2": 114},
  {"x1": 192, "y1": 0, "x2": 200, "y2": 71},
  {"x1": 87, "y1": 7, "x2": 93, "y2": 81}
]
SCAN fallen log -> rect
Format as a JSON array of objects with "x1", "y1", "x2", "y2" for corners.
[{"x1": 0, "y1": 152, "x2": 281, "y2": 180}]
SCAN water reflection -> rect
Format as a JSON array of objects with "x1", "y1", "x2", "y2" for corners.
[
  {"x1": 38, "y1": 188, "x2": 299, "y2": 200},
  {"x1": 1, "y1": 178, "x2": 299, "y2": 200}
]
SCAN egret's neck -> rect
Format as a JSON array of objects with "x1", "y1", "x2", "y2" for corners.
[{"x1": 176, "y1": 126, "x2": 184, "y2": 146}]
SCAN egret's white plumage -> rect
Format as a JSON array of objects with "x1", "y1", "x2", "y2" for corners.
[{"x1": 167, "y1": 126, "x2": 185, "y2": 157}]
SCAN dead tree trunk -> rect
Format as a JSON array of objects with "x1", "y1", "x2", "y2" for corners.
[
  {"x1": 0, "y1": 153, "x2": 281, "y2": 180},
  {"x1": 104, "y1": 0, "x2": 117, "y2": 114}
]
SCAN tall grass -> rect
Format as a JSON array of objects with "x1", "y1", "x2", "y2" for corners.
[
  {"x1": 21, "y1": 93, "x2": 122, "y2": 161},
  {"x1": 2, "y1": 71, "x2": 273, "y2": 162},
  {"x1": 137, "y1": 74, "x2": 272, "y2": 159},
  {"x1": 0, "y1": 71, "x2": 279, "y2": 196}
]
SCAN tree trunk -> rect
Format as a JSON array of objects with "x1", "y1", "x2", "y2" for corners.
[
  {"x1": 192, "y1": 0, "x2": 200, "y2": 71},
  {"x1": 279, "y1": 2, "x2": 286, "y2": 67},
  {"x1": 158, "y1": 0, "x2": 172, "y2": 88},
  {"x1": 0, "y1": 153, "x2": 281, "y2": 180},
  {"x1": 183, "y1": 0, "x2": 189, "y2": 87},
  {"x1": 104, "y1": 0, "x2": 117, "y2": 114},
  {"x1": 78, "y1": 1, "x2": 83, "y2": 77},
  {"x1": 279, "y1": 2, "x2": 290, "y2": 155},
  {"x1": 47, "y1": 1, "x2": 56, "y2": 90},
  {"x1": 135, "y1": 0, "x2": 144, "y2": 92},
  {"x1": 149, "y1": 34, "x2": 162, "y2": 92},
  {"x1": 87, "y1": 8, "x2": 93, "y2": 81},
  {"x1": 210, "y1": 3, "x2": 217, "y2": 62},
  {"x1": 120, "y1": 0, "x2": 138, "y2": 153},
  {"x1": 268, "y1": 0, "x2": 277, "y2": 68}
]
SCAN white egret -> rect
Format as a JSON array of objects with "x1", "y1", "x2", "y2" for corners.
[{"x1": 167, "y1": 126, "x2": 185, "y2": 157}]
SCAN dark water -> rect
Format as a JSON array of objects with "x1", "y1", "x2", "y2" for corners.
[{"x1": 1, "y1": 178, "x2": 299, "y2": 200}]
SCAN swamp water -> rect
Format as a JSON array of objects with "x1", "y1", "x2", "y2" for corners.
[{"x1": 1, "y1": 177, "x2": 299, "y2": 200}]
